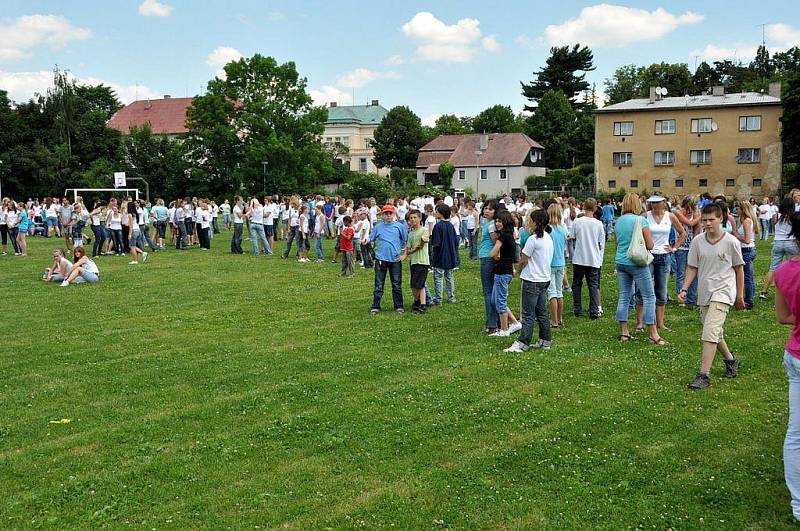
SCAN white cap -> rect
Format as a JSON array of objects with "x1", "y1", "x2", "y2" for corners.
[{"x1": 646, "y1": 195, "x2": 666, "y2": 203}]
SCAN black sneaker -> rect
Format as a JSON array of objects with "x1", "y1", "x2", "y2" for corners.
[
  {"x1": 688, "y1": 372, "x2": 711, "y2": 390},
  {"x1": 724, "y1": 355, "x2": 740, "y2": 378}
]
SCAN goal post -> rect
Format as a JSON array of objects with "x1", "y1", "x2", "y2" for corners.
[{"x1": 63, "y1": 188, "x2": 141, "y2": 203}]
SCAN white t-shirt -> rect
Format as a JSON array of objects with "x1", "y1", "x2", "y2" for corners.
[
  {"x1": 769, "y1": 205, "x2": 779, "y2": 219},
  {"x1": 289, "y1": 207, "x2": 299, "y2": 227},
  {"x1": 776, "y1": 219, "x2": 794, "y2": 241},
  {"x1": 46, "y1": 204, "x2": 58, "y2": 218},
  {"x1": 520, "y1": 232, "x2": 554, "y2": 283},
  {"x1": 758, "y1": 204, "x2": 772, "y2": 220},
  {"x1": 199, "y1": 209, "x2": 210, "y2": 229},
  {"x1": 314, "y1": 214, "x2": 325, "y2": 235},
  {"x1": 360, "y1": 219, "x2": 371, "y2": 242},
  {"x1": 396, "y1": 202, "x2": 408, "y2": 221},
  {"x1": 108, "y1": 212, "x2": 122, "y2": 230},
  {"x1": 263, "y1": 204, "x2": 274, "y2": 225},
  {"x1": 449, "y1": 216, "x2": 460, "y2": 234},
  {"x1": 335, "y1": 217, "x2": 345, "y2": 236},
  {"x1": 212, "y1": 205, "x2": 219, "y2": 218},
  {"x1": 83, "y1": 259, "x2": 99, "y2": 275},
  {"x1": 424, "y1": 215, "x2": 437, "y2": 234},
  {"x1": 369, "y1": 206, "x2": 378, "y2": 224},
  {"x1": 233, "y1": 204, "x2": 244, "y2": 224},
  {"x1": 444, "y1": 195, "x2": 453, "y2": 207},
  {"x1": 571, "y1": 216, "x2": 605, "y2": 268},
  {"x1": 250, "y1": 205, "x2": 264, "y2": 224},
  {"x1": 221, "y1": 203, "x2": 231, "y2": 215},
  {"x1": 167, "y1": 207, "x2": 175, "y2": 222},
  {"x1": 299, "y1": 214, "x2": 308, "y2": 234}
]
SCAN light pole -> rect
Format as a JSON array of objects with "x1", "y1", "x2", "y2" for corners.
[
  {"x1": 262, "y1": 161, "x2": 268, "y2": 195},
  {"x1": 474, "y1": 150, "x2": 482, "y2": 199}
]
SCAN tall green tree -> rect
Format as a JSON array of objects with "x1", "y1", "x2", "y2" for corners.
[
  {"x1": 782, "y1": 74, "x2": 800, "y2": 164},
  {"x1": 433, "y1": 114, "x2": 466, "y2": 135},
  {"x1": 521, "y1": 44, "x2": 595, "y2": 111},
  {"x1": 471, "y1": 104, "x2": 521, "y2": 133},
  {"x1": 750, "y1": 45, "x2": 775, "y2": 80},
  {"x1": 692, "y1": 61, "x2": 721, "y2": 93},
  {"x1": 638, "y1": 62, "x2": 693, "y2": 97},
  {"x1": 604, "y1": 65, "x2": 640, "y2": 105},
  {"x1": 526, "y1": 90, "x2": 577, "y2": 169},
  {"x1": 372, "y1": 106, "x2": 424, "y2": 169}
]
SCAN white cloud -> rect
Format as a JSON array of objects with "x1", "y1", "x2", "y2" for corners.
[
  {"x1": 401, "y1": 12, "x2": 488, "y2": 63},
  {"x1": 206, "y1": 46, "x2": 244, "y2": 79},
  {"x1": 421, "y1": 113, "x2": 442, "y2": 127},
  {"x1": 138, "y1": 0, "x2": 174, "y2": 17},
  {"x1": 0, "y1": 69, "x2": 159, "y2": 104},
  {"x1": 336, "y1": 68, "x2": 399, "y2": 88},
  {"x1": 767, "y1": 23, "x2": 800, "y2": 48},
  {"x1": 0, "y1": 15, "x2": 92, "y2": 61},
  {"x1": 310, "y1": 85, "x2": 353, "y2": 107},
  {"x1": 692, "y1": 44, "x2": 759, "y2": 62},
  {"x1": 543, "y1": 4, "x2": 703, "y2": 47},
  {"x1": 385, "y1": 55, "x2": 407, "y2": 66},
  {"x1": 481, "y1": 35, "x2": 500, "y2": 52}
]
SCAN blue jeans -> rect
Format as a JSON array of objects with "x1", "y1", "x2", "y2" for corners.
[
  {"x1": 467, "y1": 230, "x2": 477, "y2": 259},
  {"x1": 616, "y1": 263, "x2": 656, "y2": 325},
  {"x1": 9, "y1": 226, "x2": 19, "y2": 254},
  {"x1": 250, "y1": 224, "x2": 271, "y2": 255},
  {"x1": 674, "y1": 249, "x2": 697, "y2": 305},
  {"x1": 90, "y1": 225, "x2": 105, "y2": 257},
  {"x1": 644, "y1": 253, "x2": 670, "y2": 306},
  {"x1": 372, "y1": 260, "x2": 403, "y2": 310},
  {"x1": 491, "y1": 273, "x2": 512, "y2": 314},
  {"x1": 741, "y1": 247, "x2": 756, "y2": 307},
  {"x1": 480, "y1": 258, "x2": 499, "y2": 329},
  {"x1": 432, "y1": 267, "x2": 456, "y2": 304},
  {"x1": 315, "y1": 234, "x2": 324, "y2": 259},
  {"x1": 602, "y1": 219, "x2": 614, "y2": 237},
  {"x1": 519, "y1": 280, "x2": 551, "y2": 346},
  {"x1": 284, "y1": 226, "x2": 299, "y2": 257},
  {"x1": 141, "y1": 224, "x2": 157, "y2": 250},
  {"x1": 785, "y1": 351, "x2": 800, "y2": 520},
  {"x1": 760, "y1": 219, "x2": 770, "y2": 239}
]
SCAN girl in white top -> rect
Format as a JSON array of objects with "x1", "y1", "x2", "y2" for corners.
[
  {"x1": 44, "y1": 248, "x2": 73, "y2": 282},
  {"x1": 0, "y1": 198, "x2": 8, "y2": 256},
  {"x1": 644, "y1": 196, "x2": 686, "y2": 331},
  {"x1": 60, "y1": 246, "x2": 100, "y2": 286},
  {"x1": 763, "y1": 196, "x2": 800, "y2": 298},
  {"x1": 297, "y1": 205, "x2": 309, "y2": 262}
]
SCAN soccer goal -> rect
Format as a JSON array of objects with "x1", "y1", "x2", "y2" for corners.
[{"x1": 63, "y1": 188, "x2": 141, "y2": 203}]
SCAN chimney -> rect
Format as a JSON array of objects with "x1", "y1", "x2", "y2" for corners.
[
  {"x1": 371, "y1": 99, "x2": 379, "y2": 106},
  {"x1": 163, "y1": 94, "x2": 171, "y2": 99},
  {"x1": 479, "y1": 134, "x2": 489, "y2": 151},
  {"x1": 329, "y1": 102, "x2": 337, "y2": 107},
  {"x1": 712, "y1": 86, "x2": 724, "y2": 97},
  {"x1": 769, "y1": 81, "x2": 782, "y2": 99},
  {"x1": 649, "y1": 86, "x2": 657, "y2": 103}
]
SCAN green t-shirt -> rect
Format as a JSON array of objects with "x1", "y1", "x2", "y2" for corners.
[{"x1": 407, "y1": 227, "x2": 430, "y2": 266}]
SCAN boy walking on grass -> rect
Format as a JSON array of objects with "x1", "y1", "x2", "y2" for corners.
[
  {"x1": 400, "y1": 210, "x2": 429, "y2": 313},
  {"x1": 370, "y1": 205, "x2": 408, "y2": 314},
  {"x1": 430, "y1": 203, "x2": 459, "y2": 305},
  {"x1": 678, "y1": 203, "x2": 745, "y2": 390},
  {"x1": 339, "y1": 216, "x2": 355, "y2": 277}
]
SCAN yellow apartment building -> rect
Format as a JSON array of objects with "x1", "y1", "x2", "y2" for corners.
[
  {"x1": 595, "y1": 84, "x2": 783, "y2": 199},
  {"x1": 322, "y1": 100, "x2": 389, "y2": 176}
]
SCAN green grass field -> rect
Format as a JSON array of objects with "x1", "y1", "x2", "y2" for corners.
[{"x1": 0, "y1": 232, "x2": 795, "y2": 529}]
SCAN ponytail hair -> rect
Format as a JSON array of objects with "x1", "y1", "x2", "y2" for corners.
[{"x1": 530, "y1": 209, "x2": 552, "y2": 238}]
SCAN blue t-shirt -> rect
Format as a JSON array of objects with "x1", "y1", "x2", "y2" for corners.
[
  {"x1": 519, "y1": 228, "x2": 531, "y2": 249},
  {"x1": 549, "y1": 224, "x2": 568, "y2": 268},
  {"x1": 478, "y1": 221, "x2": 495, "y2": 258},
  {"x1": 370, "y1": 221, "x2": 408, "y2": 262},
  {"x1": 601, "y1": 204, "x2": 615, "y2": 221},
  {"x1": 17, "y1": 210, "x2": 30, "y2": 231},
  {"x1": 614, "y1": 214, "x2": 649, "y2": 266},
  {"x1": 152, "y1": 205, "x2": 169, "y2": 221}
]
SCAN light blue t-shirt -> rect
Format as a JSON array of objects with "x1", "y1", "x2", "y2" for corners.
[
  {"x1": 370, "y1": 221, "x2": 408, "y2": 262},
  {"x1": 478, "y1": 221, "x2": 495, "y2": 258},
  {"x1": 152, "y1": 205, "x2": 169, "y2": 221},
  {"x1": 549, "y1": 224, "x2": 568, "y2": 268},
  {"x1": 615, "y1": 214, "x2": 649, "y2": 266},
  {"x1": 601, "y1": 204, "x2": 615, "y2": 221}
]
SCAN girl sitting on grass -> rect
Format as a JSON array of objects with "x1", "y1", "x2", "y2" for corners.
[{"x1": 43, "y1": 248, "x2": 72, "y2": 282}]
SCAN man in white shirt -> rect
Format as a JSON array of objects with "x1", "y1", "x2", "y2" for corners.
[
  {"x1": 570, "y1": 198, "x2": 605, "y2": 319},
  {"x1": 231, "y1": 196, "x2": 245, "y2": 254}
]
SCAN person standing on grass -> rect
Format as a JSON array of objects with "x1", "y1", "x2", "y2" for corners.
[
  {"x1": 759, "y1": 197, "x2": 773, "y2": 240},
  {"x1": 246, "y1": 198, "x2": 271, "y2": 256},
  {"x1": 313, "y1": 204, "x2": 326, "y2": 262},
  {"x1": 571, "y1": 198, "x2": 605, "y2": 319},
  {"x1": 679, "y1": 203, "x2": 744, "y2": 390},
  {"x1": 430, "y1": 203, "x2": 459, "y2": 306},
  {"x1": 546, "y1": 203, "x2": 568, "y2": 329},
  {"x1": 283, "y1": 197, "x2": 300, "y2": 259},
  {"x1": 614, "y1": 193, "x2": 667, "y2": 346},
  {"x1": 127, "y1": 204, "x2": 149, "y2": 265},
  {"x1": 478, "y1": 200, "x2": 501, "y2": 334},
  {"x1": 60, "y1": 198, "x2": 74, "y2": 250},
  {"x1": 338, "y1": 215, "x2": 355, "y2": 277},
  {"x1": 359, "y1": 209, "x2": 374, "y2": 269},
  {"x1": 601, "y1": 198, "x2": 616, "y2": 241},
  {"x1": 230, "y1": 196, "x2": 244, "y2": 254},
  {"x1": 762, "y1": 196, "x2": 800, "y2": 300},
  {"x1": 297, "y1": 204, "x2": 310, "y2": 263},
  {"x1": 263, "y1": 196, "x2": 276, "y2": 252},
  {"x1": 774, "y1": 214, "x2": 800, "y2": 520},
  {"x1": 221, "y1": 199, "x2": 231, "y2": 230},
  {"x1": 60, "y1": 246, "x2": 99, "y2": 286},
  {"x1": 370, "y1": 205, "x2": 408, "y2": 314},
  {"x1": 151, "y1": 199, "x2": 169, "y2": 249},
  {"x1": 673, "y1": 196, "x2": 700, "y2": 307},
  {"x1": 644, "y1": 195, "x2": 686, "y2": 331},
  {"x1": 735, "y1": 200, "x2": 759, "y2": 309},
  {"x1": 504, "y1": 209, "x2": 554, "y2": 352},
  {"x1": 488, "y1": 210, "x2": 523, "y2": 337},
  {"x1": 197, "y1": 201, "x2": 211, "y2": 250},
  {"x1": 400, "y1": 209, "x2": 430, "y2": 313}
]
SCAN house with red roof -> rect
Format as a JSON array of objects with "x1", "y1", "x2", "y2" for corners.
[
  {"x1": 416, "y1": 133, "x2": 545, "y2": 197},
  {"x1": 107, "y1": 95, "x2": 193, "y2": 139}
]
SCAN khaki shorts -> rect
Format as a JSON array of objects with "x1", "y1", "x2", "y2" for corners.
[{"x1": 700, "y1": 301, "x2": 730, "y2": 343}]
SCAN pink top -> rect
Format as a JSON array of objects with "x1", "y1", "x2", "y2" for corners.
[{"x1": 776, "y1": 258, "x2": 800, "y2": 359}]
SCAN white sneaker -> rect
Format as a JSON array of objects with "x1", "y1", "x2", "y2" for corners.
[
  {"x1": 504, "y1": 341, "x2": 529, "y2": 353},
  {"x1": 508, "y1": 322, "x2": 522, "y2": 334},
  {"x1": 129, "y1": 260, "x2": 138, "y2": 265},
  {"x1": 60, "y1": 280, "x2": 69, "y2": 287},
  {"x1": 142, "y1": 252, "x2": 149, "y2": 263},
  {"x1": 489, "y1": 329, "x2": 510, "y2": 337}
]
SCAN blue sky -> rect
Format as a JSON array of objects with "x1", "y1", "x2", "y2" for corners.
[{"x1": 1, "y1": 1, "x2": 799, "y2": 124}]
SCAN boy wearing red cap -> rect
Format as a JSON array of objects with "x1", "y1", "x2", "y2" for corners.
[{"x1": 369, "y1": 205, "x2": 408, "y2": 314}]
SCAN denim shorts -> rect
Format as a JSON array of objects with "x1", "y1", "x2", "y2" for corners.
[
  {"x1": 74, "y1": 271, "x2": 99, "y2": 283},
  {"x1": 547, "y1": 266, "x2": 565, "y2": 299},
  {"x1": 770, "y1": 240, "x2": 800, "y2": 271},
  {"x1": 265, "y1": 224, "x2": 274, "y2": 237},
  {"x1": 46, "y1": 217, "x2": 59, "y2": 228}
]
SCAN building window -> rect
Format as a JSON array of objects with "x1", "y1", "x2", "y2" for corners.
[
  {"x1": 726, "y1": 178, "x2": 735, "y2": 187},
  {"x1": 652, "y1": 179, "x2": 661, "y2": 188},
  {"x1": 608, "y1": 180, "x2": 616, "y2": 188},
  {"x1": 499, "y1": 168, "x2": 507, "y2": 180},
  {"x1": 341, "y1": 137, "x2": 350, "y2": 147},
  {"x1": 699, "y1": 178, "x2": 708, "y2": 187},
  {"x1": 480, "y1": 169, "x2": 488, "y2": 180},
  {"x1": 458, "y1": 169, "x2": 466, "y2": 180},
  {"x1": 675, "y1": 179, "x2": 684, "y2": 188},
  {"x1": 614, "y1": 121, "x2": 634, "y2": 136},
  {"x1": 326, "y1": 137, "x2": 333, "y2": 142},
  {"x1": 739, "y1": 115, "x2": 761, "y2": 131},
  {"x1": 359, "y1": 158, "x2": 368, "y2": 172},
  {"x1": 654, "y1": 151, "x2": 674, "y2": 166},
  {"x1": 655, "y1": 119, "x2": 676, "y2": 135},
  {"x1": 630, "y1": 179, "x2": 639, "y2": 188},
  {"x1": 690, "y1": 149, "x2": 712, "y2": 165},
  {"x1": 364, "y1": 138, "x2": 373, "y2": 149},
  {"x1": 753, "y1": 178, "x2": 762, "y2": 187},
  {"x1": 737, "y1": 148, "x2": 761, "y2": 163},
  {"x1": 613, "y1": 152, "x2": 633, "y2": 166},
  {"x1": 691, "y1": 118, "x2": 713, "y2": 133},
  {"x1": 454, "y1": 189, "x2": 465, "y2": 198}
]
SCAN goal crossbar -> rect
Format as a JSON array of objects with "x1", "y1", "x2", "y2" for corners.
[{"x1": 64, "y1": 188, "x2": 140, "y2": 203}]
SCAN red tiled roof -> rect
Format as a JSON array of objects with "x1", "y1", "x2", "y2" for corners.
[
  {"x1": 416, "y1": 133, "x2": 544, "y2": 168},
  {"x1": 107, "y1": 97, "x2": 194, "y2": 135}
]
